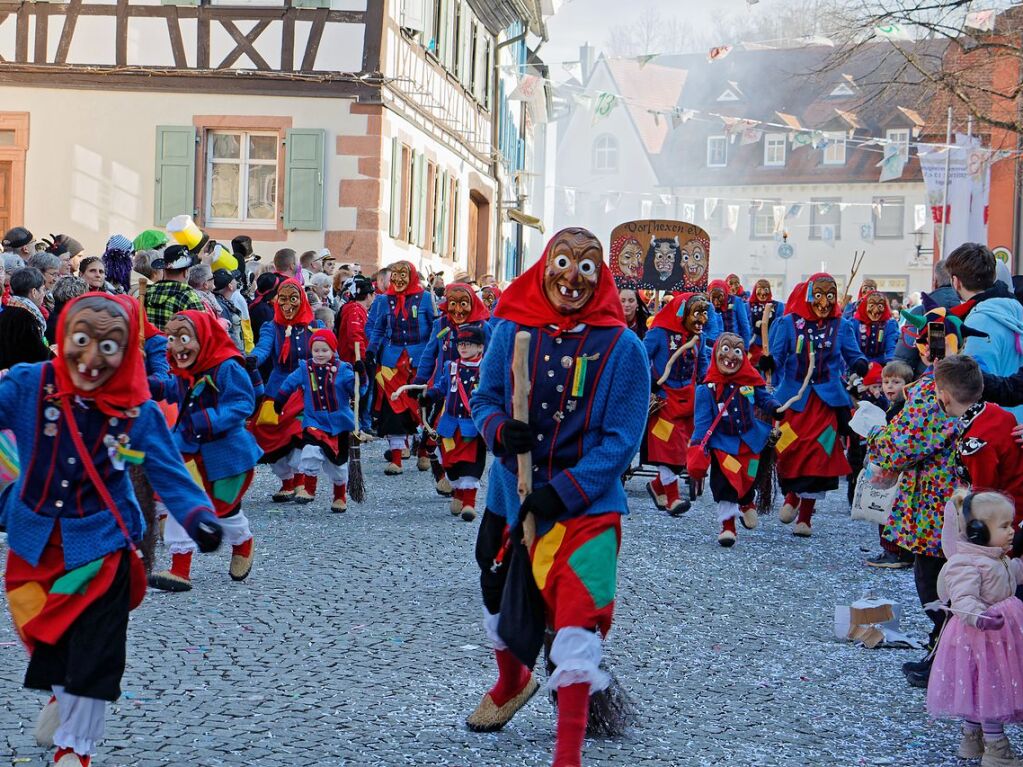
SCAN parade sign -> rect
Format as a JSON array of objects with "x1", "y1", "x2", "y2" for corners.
[{"x1": 608, "y1": 220, "x2": 711, "y2": 292}]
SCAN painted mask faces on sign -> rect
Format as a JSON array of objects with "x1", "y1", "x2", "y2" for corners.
[
  {"x1": 390, "y1": 262, "x2": 411, "y2": 293},
  {"x1": 715, "y1": 332, "x2": 745, "y2": 375},
  {"x1": 811, "y1": 277, "x2": 838, "y2": 319},
  {"x1": 165, "y1": 315, "x2": 200, "y2": 369},
  {"x1": 63, "y1": 300, "x2": 129, "y2": 391},
  {"x1": 277, "y1": 283, "x2": 302, "y2": 322},
  {"x1": 684, "y1": 295, "x2": 709, "y2": 335},
  {"x1": 618, "y1": 238, "x2": 643, "y2": 279},
  {"x1": 681, "y1": 240, "x2": 707, "y2": 285},
  {"x1": 652, "y1": 239, "x2": 677, "y2": 281},
  {"x1": 865, "y1": 293, "x2": 887, "y2": 322},
  {"x1": 446, "y1": 286, "x2": 474, "y2": 325},
  {"x1": 754, "y1": 279, "x2": 772, "y2": 302},
  {"x1": 543, "y1": 228, "x2": 602, "y2": 314}
]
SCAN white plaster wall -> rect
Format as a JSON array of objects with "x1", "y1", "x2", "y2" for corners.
[{"x1": 0, "y1": 86, "x2": 365, "y2": 257}]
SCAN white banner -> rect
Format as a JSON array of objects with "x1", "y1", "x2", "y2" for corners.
[{"x1": 918, "y1": 134, "x2": 990, "y2": 257}]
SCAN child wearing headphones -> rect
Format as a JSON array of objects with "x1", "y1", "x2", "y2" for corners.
[{"x1": 927, "y1": 490, "x2": 1023, "y2": 764}]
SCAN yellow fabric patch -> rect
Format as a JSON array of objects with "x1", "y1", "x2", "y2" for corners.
[
  {"x1": 8, "y1": 581, "x2": 46, "y2": 633},
  {"x1": 775, "y1": 422, "x2": 798, "y2": 453},
  {"x1": 184, "y1": 458, "x2": 204, "y2": 488},
  {"x1": 721, "y1": 454, "x2": 741, "y2": 474},
  {"x1": 651, "y1": 418, "x2": 674, "y2": 442},
  {"x1": 255, "y1": 399, "x2": 278, "y2": 426},
  {"x1": 378, "y1": 366, "x2": 397, "y2": 383},
  {"x1": 442, "y1": 437, "x2": 456, "y2": 452},
  {"x1": 532, "y1": 522, "x2": 567, "y2": 591}
]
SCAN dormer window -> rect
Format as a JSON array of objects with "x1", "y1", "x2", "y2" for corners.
[
  {"x1": 717, "y1": 89, "x2": 740, "y2": 102},
  {"x1": 829, "y1": 82, "x2": 855, "y2": 97}
]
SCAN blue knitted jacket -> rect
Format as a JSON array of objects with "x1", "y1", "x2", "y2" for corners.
[{"x1": 0, "y1": 362, "x2": 214, "y2": 569}]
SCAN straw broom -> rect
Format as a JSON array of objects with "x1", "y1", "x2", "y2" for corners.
[
  {"x1": 348, "y1": 342, "x2": 366, "y2": 503},
  {"x1": 132, "y1": 277, "x2": 159, "y2": 571}
]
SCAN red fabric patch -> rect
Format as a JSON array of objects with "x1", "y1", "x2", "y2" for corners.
[{"x1": 776, "y1": 394, "x2": 851, "y2": 480}]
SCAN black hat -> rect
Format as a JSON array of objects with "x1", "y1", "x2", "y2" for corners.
[
  {"x1": 232, "y1": 235, "x2": 260, "y2": 262},
  {"x1": 455, "y1": 322, "x2": 486, "y2": 346},
  {"x1": 256, "y1": 271, "x2": 285, "y2": 297},
  {"x1": 213, "y1": 268, "x2": 237, "y2": 291},
  {"x1": 152, "y1": 244, "x2": 195, "y2": 271},
  {"x1": 3, "y1": 227, "x2": 33, "y2": 250}
]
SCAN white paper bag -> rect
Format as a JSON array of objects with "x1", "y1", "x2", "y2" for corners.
[
  {"x1": 851, "y1": 470, "x2": 898, "y2": 525},
  {"x1": 849, "y1": 400, "x2": 887, "y2": 437}
]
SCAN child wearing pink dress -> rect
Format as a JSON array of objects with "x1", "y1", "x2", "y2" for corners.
[{"x1": 927, "y1": 490, "x2": 1023, "y2": 765}]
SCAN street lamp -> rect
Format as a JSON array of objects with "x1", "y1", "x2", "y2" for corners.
[{"x1": 913, "y1": 230, "x2": 934, "y2": 260}]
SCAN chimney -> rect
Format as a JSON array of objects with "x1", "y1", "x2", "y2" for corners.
[{"x1": 579, "y1": 43, "x2": 593, "y2": 82}]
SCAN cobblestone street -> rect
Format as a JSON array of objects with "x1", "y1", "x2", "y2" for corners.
[{"x1": 0, "y1": 443, "x2": 977, "y2": 765}]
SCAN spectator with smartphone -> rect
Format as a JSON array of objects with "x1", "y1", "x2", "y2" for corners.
[{"x1": 894, "y1": 259, "x2": 960, "y2": 378}]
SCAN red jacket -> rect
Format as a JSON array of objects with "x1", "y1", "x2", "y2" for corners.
[
  {"x1": 337, "y1": 300, "x2": 368, "y2": 364},
  {"x1": 957, "y1": 402, "x2": 1023, "y2": 528}
]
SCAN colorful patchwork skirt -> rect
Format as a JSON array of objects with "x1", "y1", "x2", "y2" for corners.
[
  {"x1": 530, "y1": 513, "x2": 621, "y2": 636},
  {"x1": 775, "y1": 392, "x2": 850, "y2": 493},
  {"x1": 642, "y1": 386, "x2": 693, "y2": 471},
  {"x1": 250, "y1": 391, "x2": 303, "y2": 463},
  {"x1": 710, "y1": 442, "x2": 759, "y2": 503},
  {"x1": 374, "y1": 350, "x2": 421, "y2": 436},
  {"x1": 183, "y1": 452, "x2": 254, "y2": 518}
]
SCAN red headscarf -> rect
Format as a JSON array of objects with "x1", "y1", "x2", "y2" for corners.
[
  {"x1": 784, "y1": 272, "x2": 842, "y2": 321},
  {"x1": 273, "y1": 278, "x2": 314, "y2": 327},
  {"x1": 708, "y1": 279, "x2": 731, "y2": 296},
  {"x1": 166, "y1": 310, "x2": 242, "y2": 386},
  {"x1": 445, "y1": 282, "x2": 490, "y2": 325},
  {"x1": 495, "y1": 233, "x2": 625, "y2": 332},
  {"x1": 748, "y1": 281, "x2": 774, "y2": 306},
  {"x1": 854, "y1": 290, "x2": 893, "y2": 324},
  {"x1": 386, "y1": 261, "x2": 425, "y2": 320},
  {"x1": 650, "y1": 293, "x2": 693, "y2": 335},
  {"x1": 726, "y1": 274, "x2": 746, "y2": 297},
  {"x1": 483, "y1": 284, "x2": 503, "y2": 302},
  {"x1": 703, "y1": 334, "x2": 764, "y2": 386},
  {"x1": 310, "y1": 328, "x2": 338, "y2": 353},
  {"x1": 52, "y1": 293, "x2": 150, "y2": 417}
]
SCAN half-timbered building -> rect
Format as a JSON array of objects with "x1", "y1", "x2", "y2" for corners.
[{"x1": 0, "y1": 0, "x2": 547, "y2": 279}]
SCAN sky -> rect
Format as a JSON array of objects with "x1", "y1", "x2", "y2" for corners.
[{"x1": 543, "y1": 0, "x2": 755, "y2": 65}]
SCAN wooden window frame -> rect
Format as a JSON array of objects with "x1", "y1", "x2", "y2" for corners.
[
  {"x1": 0, "y1": 113, "x2": 29, "y2": 233},
  {"x1": 873, "y1": 196, "x2": 905, "y2": 240},
  {"x1": 706, "y1": 136, "x2": 727, "y2": 168},
  {"x1": 763, "y1": 133, "x2": 786, "y2": 167},
  {"x1": 193, "y1": 115, "x2": 290, "y2": 242},
  {"x1": 809, "y1": 197, "x2": 842, "y2": 241}
]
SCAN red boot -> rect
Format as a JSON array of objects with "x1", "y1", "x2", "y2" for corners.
[
  {"x1": 149, "y1": 551, "x2": 193, "y2": 592},
  {"x1": 794, "y1": 498, "x2": 815, "y2": 537},
  {"x1": 779, "y1": 492, "x2": 799, "y2": 523},
  {"x1": 552, "y1": 682, "x2": 590, "y2": 767},
  {"x1": 385, "y1": 452, "x2": 403, "y2": 475},
  {"x1": 664, "y1": 480, "x2": 690, "y2": 516},
  {"x1": 272, "y1": 475, "x2": 297, "y2": 502},
  {"x1": 229, "y1": 538, "x2": 255, "y2": 581},
  {"x1": 54, "y1": 747, "x2": 91, "y2": 766},
  {"x1": 465, "y1": 648, "x2": 539, "y2": 732},
  {"x1": 646, "y1": 476, "x2": 667, "y2": 510},
  {"x1": 332, "y1": 483, "x2": 347, "y2": 513},
  {"x1": 294, "y1": 474, "x2": 317, "y2": 504},
  {"x1": 718, "y1": 517, "x2": 737, "y2": 547},
  {"x1": 460, "y1": 487, "x2": 478, "y2": 522}
]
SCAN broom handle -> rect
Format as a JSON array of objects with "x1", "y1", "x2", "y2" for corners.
[
  {"x1": 656, "y1": 334, "x2": 699, "y2": 387},
  {"x1": 137, "y1": 277, "x2": 148, "y2": 354},
  {"x1": 760, "y1": 302, "x2": 773, "y2": 388},
  {"x1": 512, "y1": 331, "x2": 534, "y2": 546},
  {"x1": 353, "y1": 342, "x2": 361, "y2": 436}
]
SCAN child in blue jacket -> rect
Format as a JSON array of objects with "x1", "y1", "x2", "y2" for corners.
[{"x1": 276, "y1": 329, "x2": 365, "y2": 512}]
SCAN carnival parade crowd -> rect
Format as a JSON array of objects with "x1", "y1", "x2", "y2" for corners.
[{"x1": 4, "y1": 222, "x2": 1023, "y2": 766}]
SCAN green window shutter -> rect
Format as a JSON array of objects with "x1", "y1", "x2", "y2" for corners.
[
  {"x1": 283, "y1": 128, "x2": 325, "y2": 230},
  {"x1": 154, "y1": 126, "x2": 197, "y2": 227},
  {"x1": 389, "y1": 138, "x2": 402, "y2": 239},
  {"x1": 292, "y1": 0, "x2": 329, "y2": 7},
  {"x1": 418, "y1": 157, "x2": 429, "y2": 247}
]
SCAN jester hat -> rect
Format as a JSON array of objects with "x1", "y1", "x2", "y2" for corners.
[{"x1": 900, "y1": 291, "x2": 987, "y2": 356}]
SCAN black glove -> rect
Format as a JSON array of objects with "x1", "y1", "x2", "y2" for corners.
[
  {"x1": 185, "y1": 510, "x2": 222, "y2": 553},
  {"x1": 272, "y1": 395, "x2": 288, "y2": 414},
  {"x1": 519, "y1": 484, "x2": 567, "y2": 522},
  {"x1": 498, "y1": 418, "x2": 533, "y2": 454},
  {"x1": 849, "y1": 358, "x2": 869, "y2": 378},
  {"x1": 364, "y1": 350, "x2": 376, "y2": 370},
  {"x1": 245, "y1": 355, "x2": 259, "y2": 372},
  {"x1": 757, "y1": 354, "x2": 776, "y2": 374},
  {"x1": 772, "y1": 408, "x2": 787, "y2": 422},
  {"x1": 417, "y1": 388, "x2": 440, "y2": 406},
  {"x1": 352, "y1": 360, "x2": 366, "y2": 376}
]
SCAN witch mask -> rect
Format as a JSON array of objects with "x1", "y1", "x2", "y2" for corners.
[
  {"x1": 754, "y1": 279, "x2": 772, "y2": 302},
  {"x1": 63, "y1": 297, "x2": 129, "y2": 391},
  {"x1": 277, "y1": 283, "x2": 302, "y2": 322},
  {"x1": 865, "y1": 292, "x2": 887, "y2": 322},
  {"x1": 543, "y1": 228, "x2": 602, "y2": 314},
  {"x1": 446, "y1": 286, "x2": 474, "y2": 325},
  {"x1": 811, "y1": 277, "x2": 837, "y2": 319},
  {"x1": 166, "y1": 315, "x2": 200, "y2": 369},
  {"x1": 390, "y1": 261, "x2": 412, "y2": 293},
  {"x1": 683, "y1": 295, "x2": 709, "y2": 335},
  {"x1": 715, "y1": 332, "x2": 746, "y2": 376}
]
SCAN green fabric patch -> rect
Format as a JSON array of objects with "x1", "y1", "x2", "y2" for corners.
[
  {"x1": 567, "y1": 528, "x2": 618, "y2": 610},
  {"x1": 212, "y1": 473, "x2": 247, "y2": 504},
  {"x1": 747, "y1": 458, "x2": 759, "y2": 479},
  {"x1": 50, "y1": 558, "x2": 104, "y2": 596},
  {"x1": 817, "y1": 426, "x2": 836, "y2": 456}
]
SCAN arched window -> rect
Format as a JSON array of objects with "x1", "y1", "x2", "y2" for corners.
[{"x1": 593, "y1": 134, "x2": 618, "y2": 172}]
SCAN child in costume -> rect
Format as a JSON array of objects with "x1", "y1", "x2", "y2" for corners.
[
  {"x1": 0, "y1": 293, "x2": 221, "y2": 767},
  {"x1": 845, "y1": 362, "x2": 887, "y2": 506},
  {"x1": 366, "y1": 260, "x2": 436, "y2": 475},
  {"x1": 687, "y1": 333, "x2": 781, "y2": 547},
  {"x1": 842, "y1": 278, "x2": 879, "y2": 319},
  {"x1": 642, "y1": 292, "x2": 710, "y2": 516},
  {"x1": 933, "y1": 354, "x2": 1023, "y2": 524},
  {"x1": 481, "y1": 283, "x2": 502, "y2": 317},
  {"x1": 468, "y1": 227, "x2": 648, "y2": 767},
  {"x1": 148, "y1": 310, "x2": 262, "y2": 592},
  {"x1": 927, "y1": 490, "x2": 1023, "y2": 765},
  {"x1": 763, "y1": 273, "x2": 867, "y2": 537},
  {"x1": 746, "y1": 278, "x2": 783, "y2": 368},
  {"x1": 849, "y1": 290, "x2": 899, "y2": 365},
  {"x1": 274, "y1": 329, "x2": 364, "y2": 512},
  {"x1": 248, "y1": 278, "x2": 319, "y2": 501},
  {"x1": 706, "y1": 279, "x2": 750, "y2": 344},
  {"x1": 413, "y1": 282, "x2": 490, "y2": 494},
  {"x1": 424, "y1": 321, "x2": 487, "y2": 522}
]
